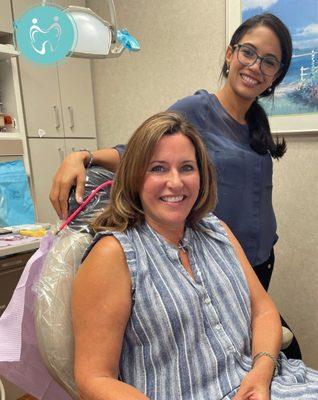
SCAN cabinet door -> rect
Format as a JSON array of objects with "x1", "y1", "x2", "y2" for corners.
[
  {"x1": 19, "y1": 58, "x2": 64, "y2": 138},
  {"x1": 28, "y1": 138, "x2": 65, "y2": 223},
  {"x1": 65, "y1": 138, "x2": 97, "y2": 154},
  {"x1": 58, "y1": 58, "x2": 97, "y2": 138},
  {"x1": 0, "y1": 0, "x2": 13, "y2": 34},
  {"x1": 12, "y1": 0, "x2": 64, "y2": 138}
]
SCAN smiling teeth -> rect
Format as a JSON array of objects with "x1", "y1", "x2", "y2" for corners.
[
  {"x1": 242, "y1": 74, "x2": 258, "y2": 86},
  {"x1": 161, "y1": 196, "x2": 184, "y2": 202}
]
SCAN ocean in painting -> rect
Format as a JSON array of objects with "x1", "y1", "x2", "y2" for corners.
[
  {"x1": 242, "y1": 0, "x2": 318, "y2": 117},
  {"x1": 261, "y1": 48, "x2": 318, "y2": 116}
]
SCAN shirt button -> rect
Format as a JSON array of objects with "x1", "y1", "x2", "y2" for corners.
[{"x1": 204, "y1": 297, "x2": 211, "y2": 304}]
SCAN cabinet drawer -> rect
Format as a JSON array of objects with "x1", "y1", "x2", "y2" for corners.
[
  {"x1": 0, "y1": 250, "x2": 35, "y2": 316},
  {"x1": 0, "y1": 139, "x2": 23, "y2": 156},
  {"x1": 0, "y1": 251, "x2": 34, "y2": 271},
  {"x1": 0, "y1": 266, "x2": 24, "y2": 316}
]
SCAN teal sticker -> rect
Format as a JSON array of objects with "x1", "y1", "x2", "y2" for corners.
[{"x1": 14, "y1": 4, "x2": 77, "y2": 65}]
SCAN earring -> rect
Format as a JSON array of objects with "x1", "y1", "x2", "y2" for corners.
[
  {"x1": 226, "y1": 66, "x2": 230, "y2": 75},
  {"x1": 267, "y1": 86, "x2": 273, "y2": 93}
]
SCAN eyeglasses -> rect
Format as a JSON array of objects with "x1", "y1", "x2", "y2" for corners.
[{"x1": 233, "y1": 44, "x2": 283, "y2": 76}]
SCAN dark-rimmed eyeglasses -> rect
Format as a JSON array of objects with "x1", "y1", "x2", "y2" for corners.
[{"x1": 233, "y1": 44, "x2": 283, "y2": 77}]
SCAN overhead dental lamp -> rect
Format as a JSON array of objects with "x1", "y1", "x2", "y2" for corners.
[{"x1": 66, "y1": 0, "x2": 136, "y2": 59}]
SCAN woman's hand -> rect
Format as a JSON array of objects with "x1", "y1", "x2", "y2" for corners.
[
  {"x1": 49, "y1": 148, "x2": 121, "y2": 220},
  {"x1": 233, "y1": 368, "x2": 271, "y2": 400},
  {"x1": 49, "y1": 151, "x2": 88, "y2": 220}
]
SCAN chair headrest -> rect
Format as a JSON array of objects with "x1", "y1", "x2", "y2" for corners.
[{"x1": 67, "y1": 166, "x2": 114, "y2": 233}]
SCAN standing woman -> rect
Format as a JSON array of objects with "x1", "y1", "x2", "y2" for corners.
[
  {"x1": 49, "y1": 14, "x2": 301, "y2": 358},
  {"x1": 170, "y1": 13, "x2": 289, "y2": 295}
]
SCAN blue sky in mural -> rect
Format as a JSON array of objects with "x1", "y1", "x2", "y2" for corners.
[{"x1": 242, "y1": 0, "x2": 318, "y2": 116}]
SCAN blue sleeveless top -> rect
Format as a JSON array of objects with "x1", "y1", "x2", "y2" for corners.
[{"x1": 87, "y1": 214, "x2": 318, "y2": 399}]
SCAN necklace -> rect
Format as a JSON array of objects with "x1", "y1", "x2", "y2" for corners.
[{"x1": 178, "y1": 240, "x2": 187, "y2": 253}]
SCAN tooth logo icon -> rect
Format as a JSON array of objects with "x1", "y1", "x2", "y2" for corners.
[
  {"x1": 29, "y1": 16, "x2": 62, "y2": 55},
  {"x1": 14, "y1": 4, "x2": 77, "y2": 65}
]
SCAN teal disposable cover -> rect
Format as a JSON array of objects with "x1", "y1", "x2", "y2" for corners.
[{"x1": 0, "y1": 160, "x2": 35, "y2": 226}]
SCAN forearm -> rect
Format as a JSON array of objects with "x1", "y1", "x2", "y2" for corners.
[
  {"x1": 91, "y1": 148, "x2": 121, "y2": 172},
  {"x1": 77, "y1": 376, "x2": 149, "y2": 400},
  {"x1": 251, "y1": 307, "x2": 282, "y2": 381}
]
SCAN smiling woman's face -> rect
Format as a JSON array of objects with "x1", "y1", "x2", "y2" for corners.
[
  {"x1": 225, "y1": 25, "x2": 282, "y2": 102},
  {"x1": 139, "y1": 133, "x2": 200, "y2": 235}
]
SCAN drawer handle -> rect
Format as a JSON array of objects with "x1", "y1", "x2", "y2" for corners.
[
  {"x1": 53, "y1": 105, "x2": 61, "y2": 129},
  {"x1": 57, "y1": 147, "x2": 65, "y2": 163},
  {"x1": 68, "y1": 106, "x2": 74, "y2": 129}
]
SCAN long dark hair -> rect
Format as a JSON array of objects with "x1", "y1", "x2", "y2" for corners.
[{"x1": 221, "y1": 13, "x2": 292, "y2": 158}]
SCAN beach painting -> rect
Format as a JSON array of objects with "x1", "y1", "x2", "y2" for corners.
[{"x1": 242, "y1": 0, "x2": 318, "y2": 118}]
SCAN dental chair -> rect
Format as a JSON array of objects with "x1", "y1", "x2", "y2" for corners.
[
  {"x1": 33, "y1": 167, "x2": 294, "y2": 399},
  {"x1": 34, "y1": 166, "x2": 113, "y2": 399}
]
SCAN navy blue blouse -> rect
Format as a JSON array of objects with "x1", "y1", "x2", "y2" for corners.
[{"x1": 115, "y1": 90, "x2": 277, "y2": 265}]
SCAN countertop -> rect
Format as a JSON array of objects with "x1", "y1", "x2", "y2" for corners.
[{"x1": 0, "y1": 236, "x2": 41, "y2": 258}]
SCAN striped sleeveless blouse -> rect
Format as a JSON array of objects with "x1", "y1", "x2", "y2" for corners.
[{"x1": 90, "y1": 213, "x2": 318, "y2": 399}]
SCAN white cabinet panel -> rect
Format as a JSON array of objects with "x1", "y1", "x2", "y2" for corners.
[
  {"x1": 28, "y1": 138, "x2": 65, "y2": 224},
  {"x1": 59, "y1": 58, "x2": 96, "y2": 138},
  {"x1": 0, "y1": 0, "x2": 13, "y2": 34},
  {"x1": 19, "y1": 58, "x2": 64, "y2": 138}
]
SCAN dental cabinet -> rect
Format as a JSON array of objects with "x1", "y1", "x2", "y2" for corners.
[
  {"x1": 9, "y1": 0, "x2": 98, "y2": 224},
  {"x1": 17, "y1": 57, "x2": 96, "y2": 139},
  {"x1": 12, "y1": 0, "x2": 96, "y2": 139},
  {"x1": 22, "y1": 59, "x2": 98, "y2": 224}
]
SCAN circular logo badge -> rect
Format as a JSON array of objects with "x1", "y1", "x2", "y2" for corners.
[{"x1": 14, "y1": 5, "x2": 77, "y2": 65}]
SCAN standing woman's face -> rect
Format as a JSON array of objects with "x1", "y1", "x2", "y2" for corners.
[{"x1": 225, "y1": 25, "x2": 282, "y2": 102}]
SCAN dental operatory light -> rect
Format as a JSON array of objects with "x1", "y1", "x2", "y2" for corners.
[
  {"x1": 66, "y1": 0, "x2": 139, "y2": 59},
  {"x1": 14, "y1": 0, "x2": 139, "y2": 62}
]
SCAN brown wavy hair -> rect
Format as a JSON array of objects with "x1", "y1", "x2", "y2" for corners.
[{"x1": 93, "y1": 112, "x2": 217, "y2": 232}]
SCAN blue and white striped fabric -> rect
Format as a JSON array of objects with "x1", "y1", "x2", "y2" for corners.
[{"x1": 91, "y1": 213, "x2": 318, "y2": 399}]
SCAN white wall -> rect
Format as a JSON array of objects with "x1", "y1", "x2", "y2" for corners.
[
  {"x1": 271, "y1": 136, "x2": 318, "y2": 368},
  {"x1": 88, "y1": 0, "x2": 224, "y2": 147},
  {"x1": 87, "y1": 0, "x2": 318, "y2": 368}
]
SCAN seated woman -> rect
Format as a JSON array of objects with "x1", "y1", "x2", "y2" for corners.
[{"x1": 72, "y1": 112, "x2": 318, "y2": 400}]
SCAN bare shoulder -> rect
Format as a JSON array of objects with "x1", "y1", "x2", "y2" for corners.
[
  {"x1": 76, "y1": 234, "x2": 131, "y2": 291},
  {"x1": 84, "y1": 235, "x2": 127, "y2": 267},
  {"x1": 89, "y1": 234, "x2": 125, "y2": 257}
]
